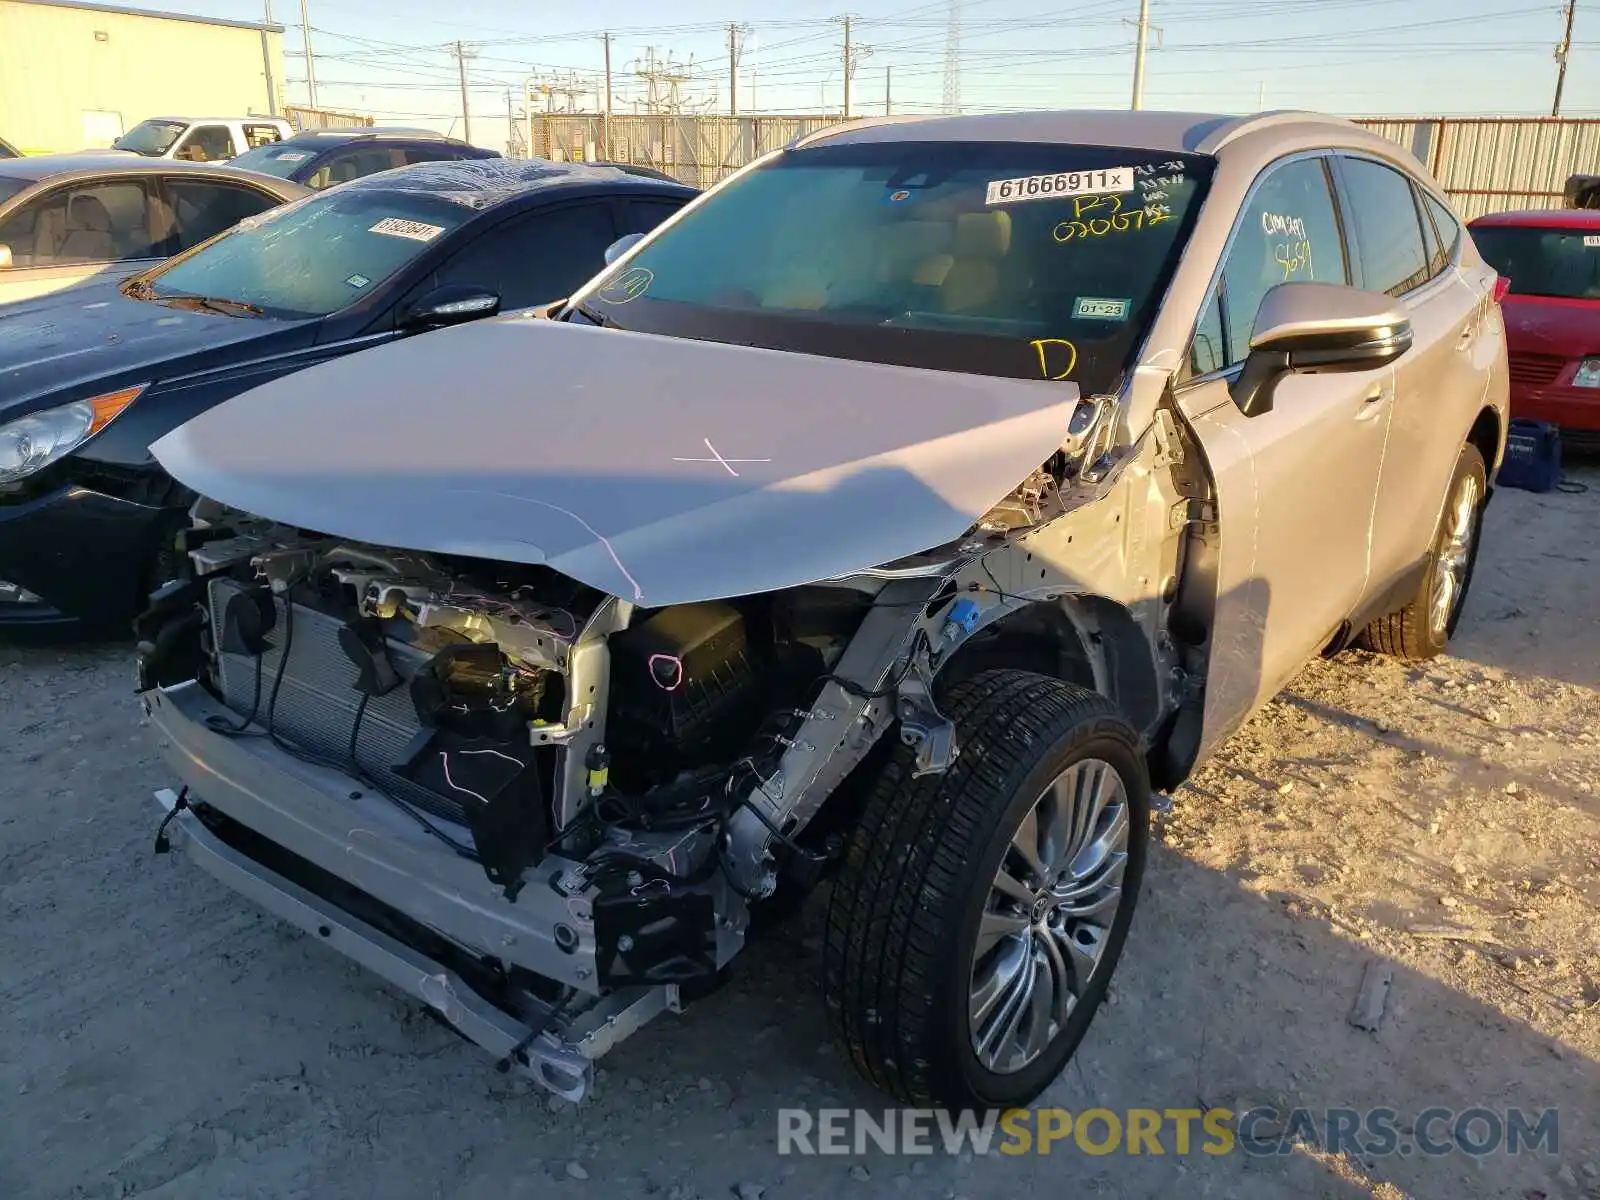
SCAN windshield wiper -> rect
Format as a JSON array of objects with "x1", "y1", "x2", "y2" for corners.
[
  {"x1": 161, "y1": 294, "x2": 265, "y2": 319},
  {"x1": 569, "y1": 300, "x2": 619, "y2": 329}
]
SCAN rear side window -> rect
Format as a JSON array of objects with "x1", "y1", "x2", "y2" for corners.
[
  {"x1": 1423, "y1": 191, "x2": 1462, "y2": 263},
  {"x1": 176, "y1": 125, "x2": 238, "y2": 163},
  {"x1": 1340, "y1": 157, "x2": 1431, "y2": 297},
  {"x1": 243, "y1": 124, "x2": 283, "y2": 149},
  {"x1": 161, "y1": 179, "x2": 282, "y2": 253},
  {"x1": 307, "y1": 148, "x2": 404, "y2": 189},
  {"x1": 397, "y1": 146, "x2": 463, "y2": 166}
]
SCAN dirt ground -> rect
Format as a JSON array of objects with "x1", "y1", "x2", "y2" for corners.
[{"x1": 2, "y1": 466, "x2": 1596, "y2": 1200}]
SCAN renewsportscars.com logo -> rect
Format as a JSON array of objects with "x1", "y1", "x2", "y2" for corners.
[{"x1": 777, "y1": 1106, "x2": 1561, "y2": 1159}]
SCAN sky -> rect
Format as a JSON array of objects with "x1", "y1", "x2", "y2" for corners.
[{"x1": 121, "y1": 0, "x2": 1597, "y2": 149}]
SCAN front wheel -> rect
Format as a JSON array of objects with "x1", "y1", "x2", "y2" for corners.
[
  {"x1": 1358, "y1": 442, "x2": 1487, "y2": 660},
  {"x1": 823, "y1": 669, "x2": 1149, "y2": 1109}
]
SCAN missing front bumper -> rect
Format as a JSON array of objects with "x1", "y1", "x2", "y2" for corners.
[{"x1": 152, "y1": 787, "x2": 680, "y2": 1102}]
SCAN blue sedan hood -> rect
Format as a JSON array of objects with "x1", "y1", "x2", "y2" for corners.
[{"x1": 0, "y1": 279, "x2": 307, "y2": 418}]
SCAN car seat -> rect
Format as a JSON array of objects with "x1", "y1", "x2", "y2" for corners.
[
  {"x1": 58, "y1": 194, "x2": 115, "y2": 262},
  {"x1": 146, "y1": 191, "x2": 181, "y2": 258},
  {"x1": 928, "y1": 210, "x2": 1012, "y2": 313}
]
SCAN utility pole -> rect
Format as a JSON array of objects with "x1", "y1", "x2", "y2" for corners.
[
  {"x1": 885, "y1": 64, "x2": 891, "y2": 115},
  {"x1": 1553, "y1": 0, "x2": 1578, "y2": 116},
  {"x1": 1131, "y1": 0, "x2": 1150, "y2": 110},
  {"x1": 505, "y1": 87, "x2": 516, "y2": 157},
  {"x1": 837, "y1": 14, "x2": 870, "y2": 118},
  {"x1": 261, "y1": 0, "x2": 277, "y2": 115},
  {"x1": 842, "y1": 15, "x2": 853, "y2": 118},
  {"x1": 601, "y1": 32, "x2": 613, "y2": 157},
  {"x1": 728, "y1": 23, "x2": 739, "y2": 116},
  {"x1": 451, "y1": 41, "x2": 477, "y2": 143},
  {"x1": 298, "y1": 0, "x2": 316, "y2": 108}
]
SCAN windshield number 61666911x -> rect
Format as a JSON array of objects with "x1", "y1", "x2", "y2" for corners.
[{"x1": 985, "y1": 167, "x2": 1135, "y2": 206}]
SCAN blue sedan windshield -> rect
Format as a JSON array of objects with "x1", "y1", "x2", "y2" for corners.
[{"x1": 141, "y1": 189, "x2": 472, "y2": 318}]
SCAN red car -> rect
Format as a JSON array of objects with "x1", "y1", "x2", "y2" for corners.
[{"x1": 1469, "y1": 209, "x2": 1600, "y2": 447}]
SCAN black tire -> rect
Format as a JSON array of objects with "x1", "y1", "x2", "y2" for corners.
[
  {"x1": 1358, "y1": 443, "x2": 1487, "y2": 661},
  {"x1": 823, "y1": 669, "x2": 1149, "y2": 1109}
]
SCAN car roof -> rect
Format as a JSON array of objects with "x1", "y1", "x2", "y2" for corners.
[
  {"x1": 144, "y1": 116, "x2": 286, "y2": 125},
  {"x1": 277, "y1": 126, "x2": 469, "y2": 146},
  {"x1": 0, "y1": 153, "x2": 296, "y2": 181},
  {"x1": 1468, "y1": 208, "x2": 1600, "y2": 229},
  {"x1": 0, "y1": 154, "x2": 310, "y2": 194},
  {"x1": 337, "y1": 157, "x2": 696, "y2": 209},
  {"x1": 794, "y1": 108, "x2": 1387, "y2": 160}
]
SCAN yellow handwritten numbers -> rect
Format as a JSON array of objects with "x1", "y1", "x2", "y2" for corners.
[
  {"x1": 1275, "y1": 239, "x2": 1314, "y2": 280},
  {"x1": 1029, "y1": 338, "x2": 1078, "y2": 380},
  {"x1": 1052, "y1": 192, "x2": 1173, "y2": 243},
  {"x1": 987, "y1": 167, "x2": 1134, "y2": 206}
]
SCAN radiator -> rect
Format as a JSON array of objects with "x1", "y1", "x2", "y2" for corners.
[{"x1": 208, "y1": 577, "x2": 468, "y2": 825}]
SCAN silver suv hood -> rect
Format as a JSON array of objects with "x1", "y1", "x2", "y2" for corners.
[{"x1": 152, "y1": 317, "x2": 1080, "y2": 606}]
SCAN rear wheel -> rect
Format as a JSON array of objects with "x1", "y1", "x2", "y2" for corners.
[
  {"x1": 1358, "y1": 443, "x2": 1486, "y2": 661},
  {"x1": 823, "y1": 669, "x2": 1149, "y2": 1109}
]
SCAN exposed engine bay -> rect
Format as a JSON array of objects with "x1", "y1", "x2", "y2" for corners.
[
  {"x1": 132, "y1": 384, "x2": 1189, "y2": 1102},
  {"x1": 137, "y1": 502, "x2": 958, "y2": 1018}
]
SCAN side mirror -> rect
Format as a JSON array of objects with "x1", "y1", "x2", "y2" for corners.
[
  {"x1": 0, "y1": 244, "x2": 11, "y2": 270},
  {"x1": 400, "y1": 284, "x2": 501, "y2": 331},
  {"x1": 603, "y1": 232, "x2": 644, "y2": 265},
  {"x1": 1232, "y1": 282, "x2": 1413, "y2": 418}
]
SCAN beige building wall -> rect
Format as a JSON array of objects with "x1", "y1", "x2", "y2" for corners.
[{"x1": 0, "y1": 0, "x2": 284, "y2": 154}]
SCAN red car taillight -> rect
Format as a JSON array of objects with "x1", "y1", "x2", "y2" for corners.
[{"x1": 1493, "y1": 275, "x2": 1512, "y2": 303}]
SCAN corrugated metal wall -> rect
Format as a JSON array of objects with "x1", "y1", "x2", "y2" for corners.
[
  {"x1": 285, "y1": 105, "x2": 375, "y2": 131},
  {"x1": 538, "y1": 112, "x2": 1600, "y2": 220},
  {"x1": 1355, "y1": 117, "x2": 1600, "y2": 220},
  {"x1": 532, "y1": 113, "x2": 845, "y2": 188}
]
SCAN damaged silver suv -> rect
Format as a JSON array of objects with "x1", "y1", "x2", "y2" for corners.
[{"x1": 136, "y1": 110, "x2": 1508, "y2": 1110}]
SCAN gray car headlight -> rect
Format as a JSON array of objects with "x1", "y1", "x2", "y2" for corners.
[{"x1": 0, "y1": 385, "x2": 145, "y2": 484}]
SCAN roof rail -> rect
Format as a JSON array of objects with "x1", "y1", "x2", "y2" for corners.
[
  {"x1": 787, "y1": 114, "x2": 935, "y2": 151},
  {"x1": 1195, "y1": 109, "x2": 1360, "y2": 154}
]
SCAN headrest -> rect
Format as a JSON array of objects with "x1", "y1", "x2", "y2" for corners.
[
  {"x1": 68, "y1": 194, "x2": 112, "y2": 230},
  {"x1": 881, "y1": 219, "x2": 953, "y2": 260},
  {"x1": 953, "y1": 210, "x2": 1011, "y2": 257}
]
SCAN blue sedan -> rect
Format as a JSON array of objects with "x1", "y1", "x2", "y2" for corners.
[{"x1": 0, "y1": 158, "x2": 696, "y2": 637}]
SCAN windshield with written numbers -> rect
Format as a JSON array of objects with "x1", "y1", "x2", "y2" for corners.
[
  {"x1": 574, "y1": 140, "x2": 1214, "y2": 393},
  {"x1": 227, "y1": 143, "x2": 319, "y2": 179}
]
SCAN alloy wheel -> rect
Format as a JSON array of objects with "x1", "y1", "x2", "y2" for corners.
[
  {"x1": 968, "y1": 758, "x2": 1131, "y2": 1075},
  {"x1": 1429, "y1": 473, "x2": 1480, "y2": 637}
]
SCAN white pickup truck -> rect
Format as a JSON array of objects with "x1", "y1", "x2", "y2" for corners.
[{"x1": 104, "y1": 116, "x2": 295, "y2": 163}]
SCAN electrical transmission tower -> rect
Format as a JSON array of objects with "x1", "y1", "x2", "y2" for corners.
[
  {"x1": 941, "y1": 0, "x2": 961, "y2": 114},
  {"x1": 633, "y1": 46, "x2": 697, "y2": 114}
]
